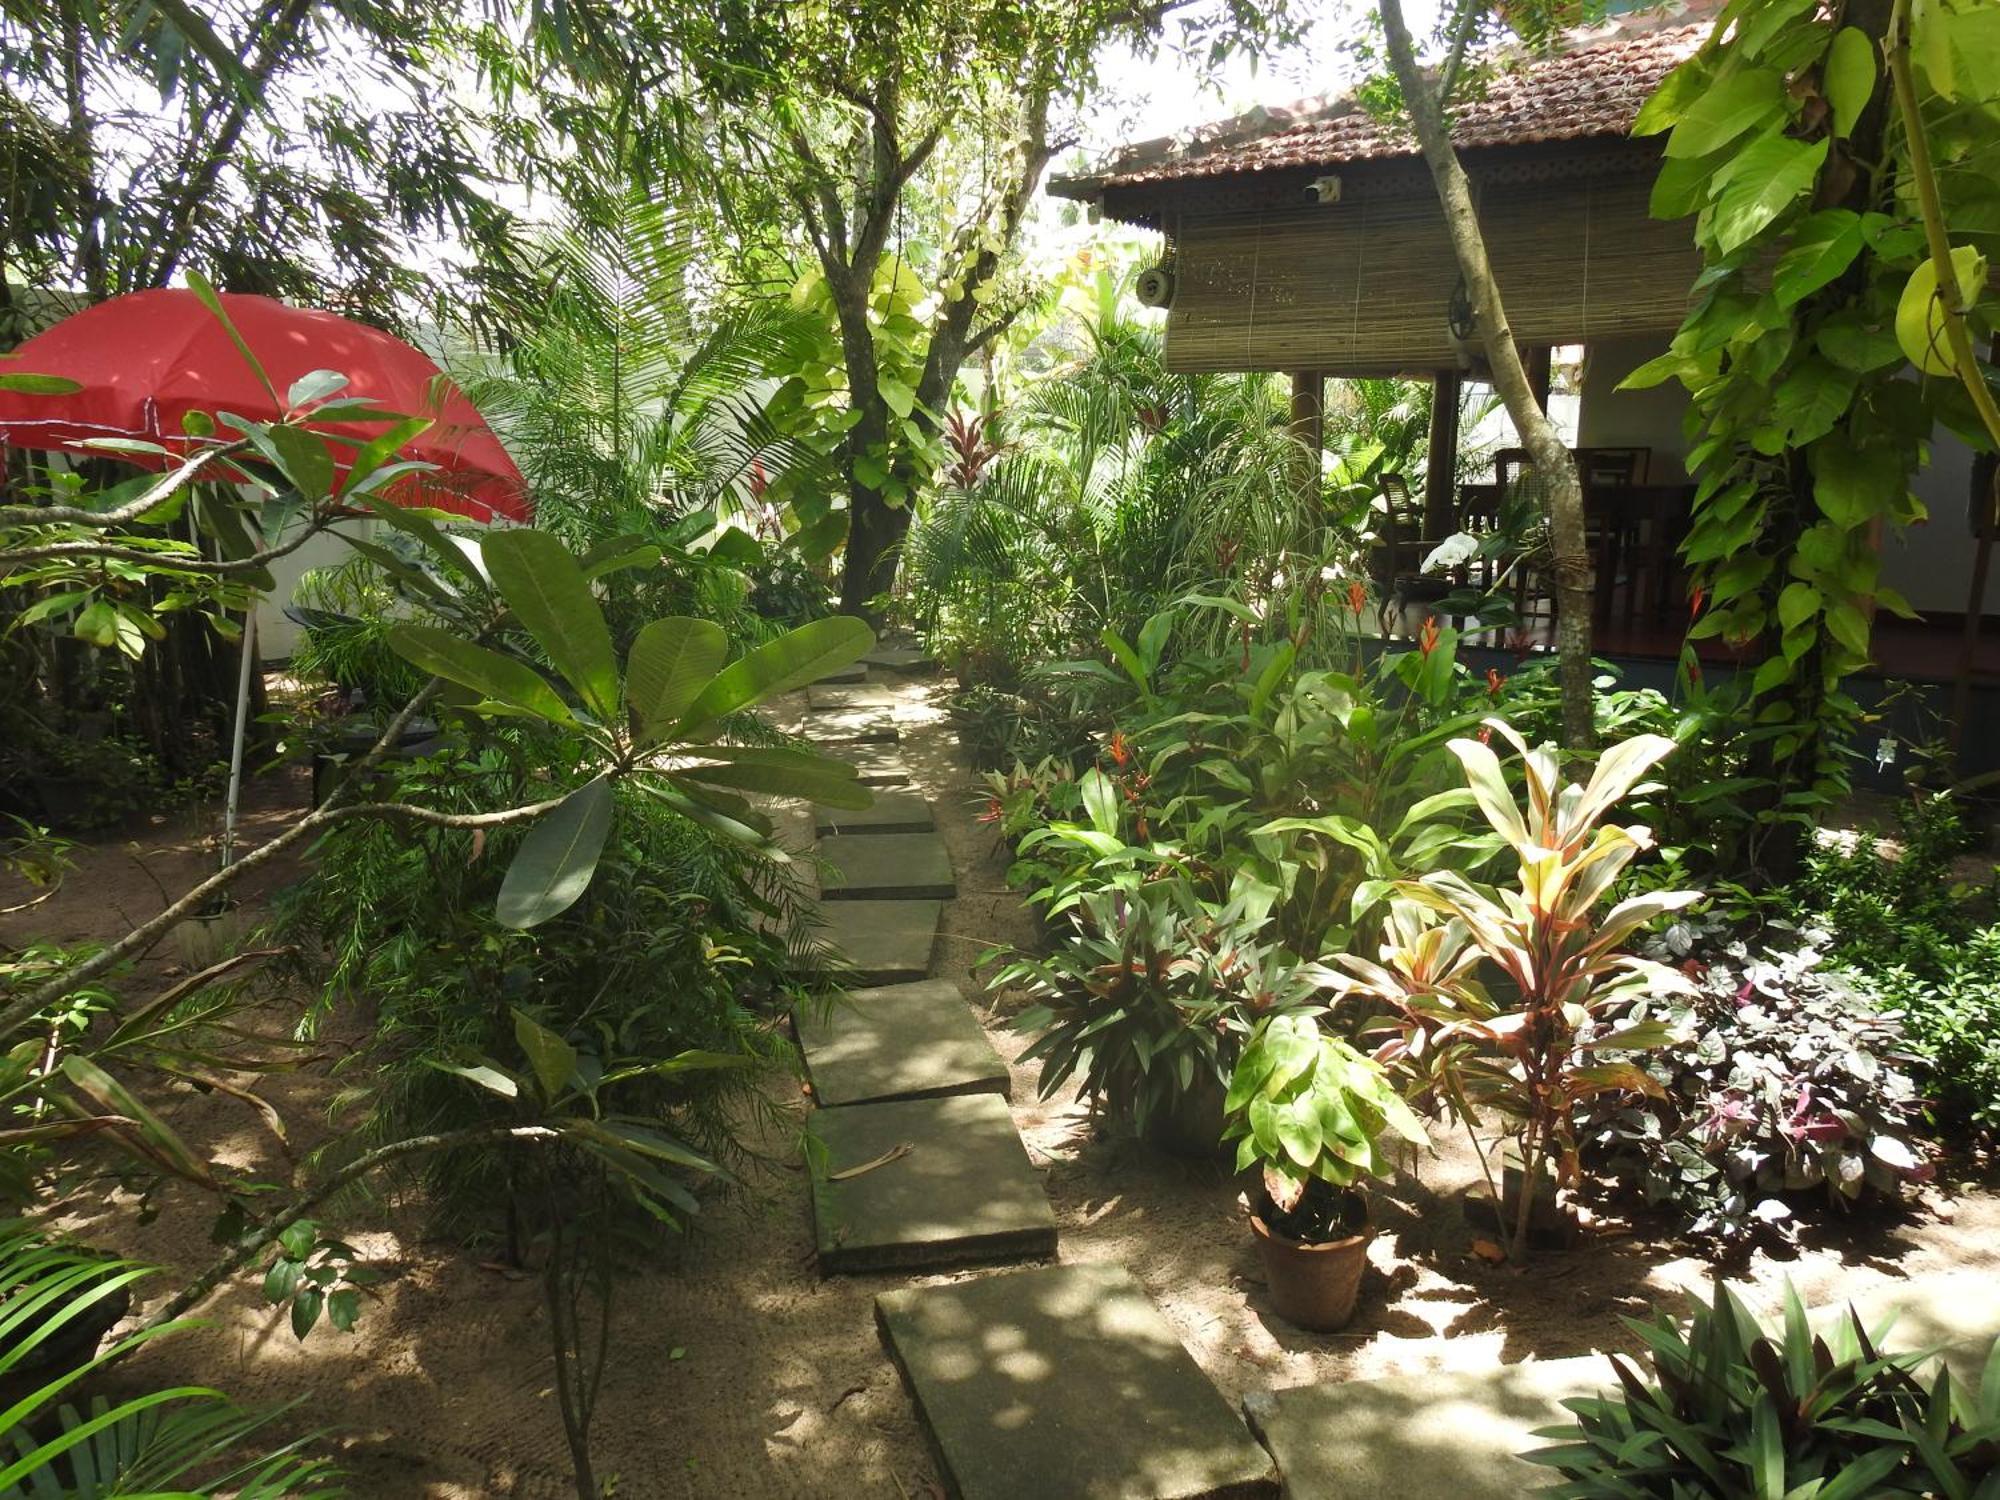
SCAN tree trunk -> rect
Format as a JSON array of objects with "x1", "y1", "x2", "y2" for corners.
[
  {"x1": 1379, "y1": 0, "x2": 1594, "y2": 750},
  {"x1": 840, "y1": 482, "x2": 911, "y2": 620}
]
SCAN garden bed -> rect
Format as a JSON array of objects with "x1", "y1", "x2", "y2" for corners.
[{"x1": 11, "y1": 689, "x2": 2000, "y2": 1497}]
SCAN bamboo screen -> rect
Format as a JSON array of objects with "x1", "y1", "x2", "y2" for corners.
[{"x1": 1163, "y1": 171, "x2": 1702, "y2": 374}]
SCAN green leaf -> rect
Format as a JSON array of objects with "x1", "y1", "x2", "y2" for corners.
[
  {"x1": 627, "y1": 617, "x2": 727, "y2": 745},
  {"x1": 387, "y1": 624, "x2": 575, "y2": 723},
  {"x1": 290, "y1": 1288, "x2": 322, "y2": 1340},
  {"x1": 878, "y1": 377, "x2": 915, "y2": 419},
  {"x1": 1665, "y1": 67, "x2": 1784, "y2": 158},
  {"x1": 1813, "y1": 438, "x2": 1906, "y2": 528},
  {"x1": 1774, "y1": 358, "x2": 1857, "y2": 446},
  {"x1": 262, "y1": 1259, "x2": 300, "y2": 1304},
  {"x1": 1711, "y1": 135, "x2": 1828, "y2": 255},
  {"x1": 673, "y1": 756, "x2": 871, "y2": 808},
  {"x1": 1896, "y1": 247, "x2": 1986, "y2": 376},
  {"x1": 1773, "y1": 211, "x2": 1864, "y2": 307},
  {"x1": 1080, "y1": 768, "x2": 1119, "y2": 837},
  {"x1": 1632, "y1": 55, "x2": 1710, "y2": 135},
  {"x1": 496, "y1": 775, "x2": 616, "y2": 929},
  {"x1": 0, "y1": 371, "x2": 80, "y2": 395},
  {"x1": 512, "y1": 1009, "x2": 578, "y2": 1100},
  {"x1": 286, "y1": 369, "x2": 348, "y2": 411},
  {"x1": 675, "y1": 617, "x2": 873, "y2": 731},
  {"x1": 1824, "y1": 28, "x2": 1877, "y2": 138},
  {"x1": 1777, "y1": 581, "x2": 1821, "y2": 630},
  {"x1": 1818, "y1": 313, "x2": 1905, "y2": 373},
  {"x1": 326, "y1": 1288, "x2": 361, "y2": 1333},
  {"x1": 481, "y1": 529, "x2": 621, "y2": 721},
  {"x1": 265, "y1": 423, "x2": 335, "y2": 501}
]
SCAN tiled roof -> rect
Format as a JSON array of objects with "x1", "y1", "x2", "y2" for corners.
[{"x1": 1052, "y1": 17, "x2": 1708, "y2": 196}]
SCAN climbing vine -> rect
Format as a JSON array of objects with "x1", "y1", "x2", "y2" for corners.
[{"x1": 1625, "y1": 0, "x2": 1999, "y2": 867}]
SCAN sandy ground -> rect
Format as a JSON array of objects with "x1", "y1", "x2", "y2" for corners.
[{"x1": 7, "y1": 679, "x2": 1999, "y2": 1498}]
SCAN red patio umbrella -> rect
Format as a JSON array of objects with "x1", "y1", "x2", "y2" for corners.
[{"x1": 0, "y1": 288, "x2": 530, "y2": 524}]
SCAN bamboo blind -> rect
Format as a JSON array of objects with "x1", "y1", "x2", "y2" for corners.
[{"x1": 1164, "y1": 171, "x2": 1702, "y2": 374}]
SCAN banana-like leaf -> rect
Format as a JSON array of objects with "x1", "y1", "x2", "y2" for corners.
[
  {"x1": 673, "y1": 759, "x2": 872, "y2": 809},
  {"x1": 674, "y1": 616, "x2": 873, "y2": 732},
  {"x1": 496, "y1": 775, "x2": 615, "y2": 928},
  {"x1": 481, "y1": 529, "x2": 621, "y2": 720},
  {"x1": 627, "y1": 617, "x2": 726, "y2": 744},
  {"x1": 387, "y1": 623, "x2": 574, "y2": 724},
  {"x1": 1447, "y1": 737, "x2": 1531, "y2": 849}
]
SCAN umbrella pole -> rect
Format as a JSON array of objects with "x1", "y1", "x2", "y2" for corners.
[{"x1": 221, "y1": 607, "x2": 256, "y2": 870}]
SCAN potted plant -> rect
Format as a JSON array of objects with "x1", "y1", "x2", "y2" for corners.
[{"x1": 1223, "y1": 1011, "x2": 1426, "y2": 1331}]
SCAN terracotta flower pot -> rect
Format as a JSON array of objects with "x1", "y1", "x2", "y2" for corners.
[{"x1": 1250, "y1": 1211, "x2": 1373, "y2": 1332}]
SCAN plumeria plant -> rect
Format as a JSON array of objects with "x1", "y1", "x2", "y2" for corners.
[{"x1": 1334, "y1": 720, "x2": 1702, "y2": 1261}]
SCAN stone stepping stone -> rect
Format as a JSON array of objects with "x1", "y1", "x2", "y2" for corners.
[
  {"x1": 815, "y1": 789, "x2": 934, "y2": 836},
  {"x1": 842, "y1": 744, "x2": 913, "y2": 786},
  {"x1": 806, "y1": 706, "x2": 898, "y2": 743},
  {"x1": 796, "y1": 979, "x2": 1008, "y2": 1107},
  {"x1": 812, "y1": 1093, "x2": 1055, "y2": 1274},
  {"x1": 820, "y1": 832, "x2": 955, "y2": 901},
  {"x1": 824, "y1": 898, "x2": 940, "y2": 984},
  {"x1": 809, "y1": 683, "x2": 896, "y2": 711},
  {"x1": 817, "y1": 662, "x2": 868, "y2": 684},
  {"x1": 863, "y1": 644, "x2": 935, "y2": 674},
  {"x1": 878, "y1": 1263, "x2": 1279, "y2": 1499},
  {"x1": 1242, "y1": 1359, "x2": 1596, "y2": 1500}
]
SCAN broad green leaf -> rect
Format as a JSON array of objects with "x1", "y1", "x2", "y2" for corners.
[
  {"x1": 1818, "y1": 313, "x2": 1904, "y2": 373},
  {"x1": 285, "y1": 369, "x2": 348, "y2": 411},
  {"x1": 1823, "y1": 28, "x2": 1877, "y2": 138},
  {"x1": 1711, "y1": 135, "x2": 1828, "y2": 255},
  {"x1": 482, "y1": 529, "x2": 620, "y2": 720},
  {"x1": 627, "y1": 617, "x2": 727, "y2": 744},
  {"x1": 265, "y1": 423, "x2": 335, "y2": 501},
  {"x1": 1896, "y1": 247, "x2": 1986, "y2": 376},
  {"x1": 1080, "y1": 768, "x2": 1119, "y2": 837},
  {"x1": 1773, "y1": 357, "x2": 1857, "y2": 446},
  {"x1": 0, "y1": 371, "x2": 80, "y2": 395},
  {"x1": 878, "y1": 377, "x2": 915, "y2": 419},
  {"x1": 673, "y1": 757, "x2": 872, "y2": 808},
  {"x1": 1772, "y1": 211, "x2": 1864, "y2": 307},
  {"x1": 1812, "y1": 438, "x2": 1906, "y2": 527},
  {"x1": 428, "y1": 1060, "x2": 519, "y2": 1097},
  {"x1": 675, "y1": 617, "x2": 872, "y2": 731},
  {"x1": 512, "y1": 1009, "x2": 578, "y2": 1100},
  {"x1": 59, "y1": 1055, "x2": 212, "y2": 1186},
  {"x1": 496, "y1": 775, "x2": 615, "y2": 929},
  {"x1": 1665, "y1": 67, "x2": 1783, "y2": 158},
  {"x1": 1631, "y1": 55, "x2": 1709, "y2": 135},
  {"x1": 387, "y1": 623, "x2": 574, "y2": 723}
]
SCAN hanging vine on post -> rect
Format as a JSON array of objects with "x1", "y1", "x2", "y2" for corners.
[{"x1": 1620, "y1": 0, "x2": 1998, "y2": 874}]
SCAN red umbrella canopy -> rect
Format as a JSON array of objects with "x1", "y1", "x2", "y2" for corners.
[{"x1": 0, "y1": 288, "x2": 530, "y2": 524}]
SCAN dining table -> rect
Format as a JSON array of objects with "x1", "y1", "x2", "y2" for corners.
[{"x1": 1454, "y1": 480, "x2": 1697, "y2": 628}]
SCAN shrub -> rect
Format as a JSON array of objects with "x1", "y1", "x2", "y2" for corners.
[
  {"x1": 1528, "y1": 1281, "x2": 2000, "y2": 1496},
  {"x1": 1580, "y1": 917, "x2": 1930, "y2": 1246},
  {"x1": 1223, "y1": 1011, "x2": 1424, "y2": 1240},
  {"x1": 996, "y1": 882, "x2": 1320, "y2": 1138}
]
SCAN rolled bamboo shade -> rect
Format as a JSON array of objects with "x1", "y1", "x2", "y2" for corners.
[{"x1": 1164, "y1": 171, "x2": 1702, "y2": 375}]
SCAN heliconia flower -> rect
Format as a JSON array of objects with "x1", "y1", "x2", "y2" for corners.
[
  {"x1": 977, "y1": 797, "x2": 1003, "y2": 825},
  {"x1": 1689, "y1": 586, "x2": 1705, "y2": 619},
  {"x1": 1477, "y1": 724, "x2": 1493, "y2": 745},
  {"x1": 749, "y1": 458, "x2": 768, "y2": 498},
  {"x1": 1346, "y1": 579, "x2": 1368, "y2": 616},
  {"x1": 1688, "y1": 661, "x2": 1704, "y2": 686},
  {"x1": 1419, "y1": 615, "x2": 1441, "y2": 656},
  {"x1": 1108, "y1": 728, "x2": 1131, "y2": 768},
  {"x1": 1486, "y1": 667, "x2": 1506, "y2": 698}
]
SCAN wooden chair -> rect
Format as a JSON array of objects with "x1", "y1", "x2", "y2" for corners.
[{"x1": 1371, "y1": 473, "x2": 1452, "y2": 634}]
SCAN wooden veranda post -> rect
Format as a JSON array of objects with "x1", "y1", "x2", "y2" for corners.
[
  {"x1": 1424, "y1": 368, "x2": 1462, "y2": 538},
  {"x1": 1290, "y1": 370, "x2": 1325, "y2": 503}
]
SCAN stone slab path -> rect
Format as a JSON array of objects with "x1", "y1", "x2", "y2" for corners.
[
  {"x1": 796, "y1": 979, "x2": 1009, "y2": 1106},
  {"x1": 793, "y1": 651, "x2": 1280, "y2": 1496},
  {"x1": 877, "y1": 1263, "x2": 1281, "y2": 1500},
  {"x1": 819, "y1": 831, "x2": 957, "y2": 901},
  {"x1": 821, "y1": 899, "x2": 941, "y2": 986},
  {"x1": 811, "y1": 1093, "x2": 1057, "y2": 1273},
  {"x1": 814, "y1": 789, "x2": 935, "y2": 836},
  {"x1": 1242, "y1": 1359, "x2": 1593, "y2": 1500}
]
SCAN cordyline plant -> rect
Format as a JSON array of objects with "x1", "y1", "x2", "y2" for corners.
[{"x1": 1334, "y1": 720, "x2": 1701, "y2": 1261}]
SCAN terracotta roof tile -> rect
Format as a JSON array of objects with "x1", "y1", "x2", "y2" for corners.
[{"x1": 1057, "y1": 19, "x2": 1706, "y2": 194}]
